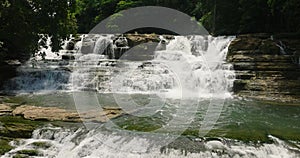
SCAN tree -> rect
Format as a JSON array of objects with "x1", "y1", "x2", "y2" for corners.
[
  {"x1": 238, "y1": 0, "x2": 269, "y2": 34},
  {"x1": 0, "y1": 0, "x2": 77, "y2": 62}
]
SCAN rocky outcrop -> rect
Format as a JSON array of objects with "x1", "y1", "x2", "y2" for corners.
[
  {"x1": 12, "y1": 105, "x2": 125, "y2": 123},
  {"x1": 0, "y1": 104, "x2": 12, "y2": 116},
  {"x1": 227, "y1": 34, "x2": 300, "y2": 102},
  {"x1": 12, "y1": 105, "x2": 80, "y2": 122}
]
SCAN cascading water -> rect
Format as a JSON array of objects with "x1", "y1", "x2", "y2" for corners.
[
  {"x1": 109, "y1": 35, "x2": 235, "y2": 99},
  {"x1": 2, "y1": 34, "x2": 235, "y2": 96},
  {"x1": 2, "y1": 126, "x2": 299, "y2": 158},
  {"x1": 71, "y1": 34, "x2": 115, "y2": 92}
]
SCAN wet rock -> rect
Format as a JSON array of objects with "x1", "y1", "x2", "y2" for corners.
[
  {"x1": 13, "y1": 154, "x2": 29, "y2": 158},
  {"x1": 119, "y1": 43, "x2": 157, "y2": 61},
  {"x1": 66, "y1": 41, "x2": 75, "y2": 50},
  {"x1": 62, "y1": 54, "x2": 75, "y2": 60},
  {"x1": 114, "y1": 36, "x2": 128, "y2": 47},
  {"x1": 16, "y1": 149, "x2": 40, "y2": 156}
]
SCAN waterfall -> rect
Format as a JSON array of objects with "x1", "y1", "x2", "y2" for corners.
[
  {"x1": 111, "y1": 35, "x2": 235, "y2": 98},
  {"x1": 3, "y1": 68, "x2": 70, "y2": 93},
  {"x1": 1, "y1": 34, "x2": 235, "y2": 98},
  {"x1": 71, "y1": 35, "x2": 114, "y2": 91},
  {"x1": 93, "y1": 34, "x2": 115, "y2": 56}
]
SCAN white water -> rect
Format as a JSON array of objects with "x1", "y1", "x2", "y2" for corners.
[
  {"x1": 2, "y1": 126, "x2": 299, "y2": 158},
  {"x1": 3, "y1": 34, "x2": 235, "y2": 98},
  {"x1": 153, "y1": 36, "x2": 235, "y2": 98},
  {"x1": 71, "y1": 35, "x2": 235, "y2": 99}
]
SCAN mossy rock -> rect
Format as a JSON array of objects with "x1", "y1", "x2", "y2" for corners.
[
  {"x1": 31, "y1": 142, "x2": 52, "y2": 149},
  {"x1": 0, "y1": 138, "x2": 13, "y2": 155},
  {"x1": 13, "y1": 154, "x2": 29, "y2": 158},
  {"x1": 0, "y1": 116, "x2": 44, "y2": 138},
  {"x1": 16, "y1": 149, "x2": 39, "y2": 156}
]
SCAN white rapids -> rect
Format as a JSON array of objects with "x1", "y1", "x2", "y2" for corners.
[{"x1": 2, "y1": 126, "x2": 299, "y2": 158}]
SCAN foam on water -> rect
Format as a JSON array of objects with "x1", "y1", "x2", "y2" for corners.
[{"x1": 2, "y1": 126, "x2": 299, "y2": 158}]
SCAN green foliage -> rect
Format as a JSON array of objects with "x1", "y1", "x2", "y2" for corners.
[
  {"x1": 115, "y1": 0, "x2": 142, "y2": 12},
  {"x1": 1, "y1": 0, "x2": 300, "y2": 63},
  {"x1": 0, "y1": 0, "x2": 77, "y2": 62},
  {"x1": 73, "y1": 0, "x2": 300, "y2": 35}
]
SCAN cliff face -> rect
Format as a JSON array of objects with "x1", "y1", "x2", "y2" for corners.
[{"x1": 227, "y1": 34, "x2": 300, "y2": 102}]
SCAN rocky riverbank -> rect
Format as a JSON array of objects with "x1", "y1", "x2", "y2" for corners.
[{"x1": 227, "y1": 33, "x2": 300, "y2": 103}]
